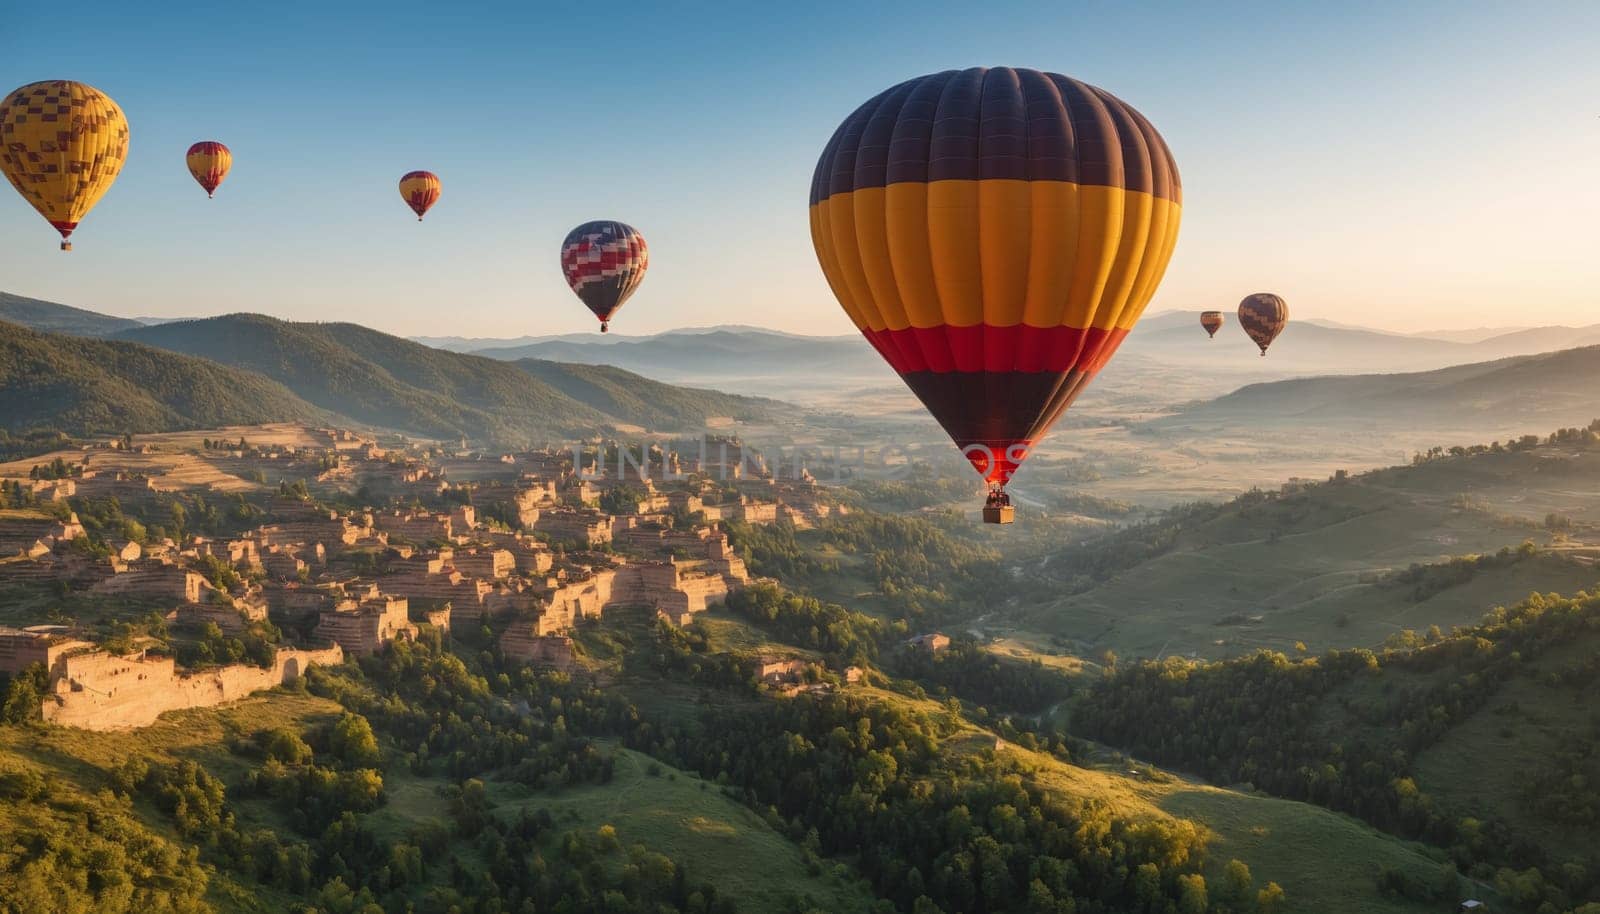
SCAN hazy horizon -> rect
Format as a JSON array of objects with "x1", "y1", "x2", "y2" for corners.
[{"x1": 3, "y1": 1, "x2": 1598, "y2": 338}]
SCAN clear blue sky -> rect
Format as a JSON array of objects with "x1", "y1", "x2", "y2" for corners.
[{"x1": 2, "y1": 0, "x2": 1596, "y2": 337}]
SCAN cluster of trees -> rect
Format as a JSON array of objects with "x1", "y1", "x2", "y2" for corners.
[
  {"x1": 172, "y1": 619, "x2": 281, "y2": 669},
  {"x1": 0, "y1": 765, "x2": 213, "y2": 913},
  {"x1": 1386, "y1": 542, "x2": 1539, "y2": 603},
  {"x1": 67, "y1": 490, "x2": 264, "y2": 548},
  {"x1": 632, "y1": 689, "x2": 1267, "y2": 914},
  {"x1": 890, "y1": 637, "x2": 1072, "y2": 715},
  {"x1": 27, "y1": 456, "x2": 82, "y2": 480},
  {"x1": 0, "y1": 428, "x2": 71, "y2": 462},
  {"x1": 1074, "y1": 589, "x2": 1600, "y2": 911},
  {"x1": 841, "y1": 468, "x2": 980, "y2": 512},
  {"x1": 723, "y1": 581, "x2": 884, "y2": 666}
]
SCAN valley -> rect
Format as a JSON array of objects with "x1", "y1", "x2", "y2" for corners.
[{"x1": 3, "y1": 292, "x2": 1600, "y2": 914}]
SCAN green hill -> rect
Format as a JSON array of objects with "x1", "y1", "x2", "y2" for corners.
[
  {"x1": 1072, "y1": 588, "x2": 1600, "y2": 911},
  {"x1": 116, "y1": 314, "x2": 778, "y2": 443},
  {"x1": 0, "y1": 319, "x2": 327, "y2": 435},
  {"x1": 0, "y1": 291, "x2": 143, "y2": 337},
  {"x1": 1000, "y1": 425, "x2": 1600, "y2": 662}
]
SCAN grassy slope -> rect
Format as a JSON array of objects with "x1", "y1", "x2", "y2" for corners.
[
  {"x1": 1407, "y1": 629, "x2": 1600, "y2": 859},
  {"x1": 488, "y1": 747, "x2": 878, "y2": 913},
  {"x1": 883, "y1": 687, "x2": 1446, "y2": 914}
]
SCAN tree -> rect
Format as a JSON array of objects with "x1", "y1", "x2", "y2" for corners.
[
  {"x1": 1222, "y1": 858, "x2": 1254, "y2": 904},
  {"x1": 1256, "y1": 881, "x2": 1287, "y2": 913},
  {"x1": 329, "y1": 713, "x2": 381, "y2": 768},
  {"x1": 0, "y1": 664, "x2": 46, "y2": 724},
  {"x1": 1177, "y1": 873, "x2": 1208, "y2": 914}
]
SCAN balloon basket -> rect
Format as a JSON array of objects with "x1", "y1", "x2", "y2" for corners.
[
  {"x1": 60, "y1": 241, "x2": 72, "y2": 251},
  {"x1": 982, "y1": 505, "x2": 1015, "y2": 525}
]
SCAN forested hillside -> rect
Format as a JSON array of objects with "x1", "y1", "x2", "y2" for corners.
[
  {"x1": 1073, "y1": 588, "x2": 1600, "y2": 912},
  {"x1": 117, "y1": 315, "x2": 777, "y2": 442},
  {"x1": 0, "y1": 319, "x2": 327, "y2": 435}
]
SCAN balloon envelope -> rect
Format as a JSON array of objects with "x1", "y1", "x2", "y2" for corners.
[
  {"x1": 186, "y1": 141, "x2": 231, "y2": 197},
  {"x1": 1237, "y1": 293, "x2": 1288, "y2": 355},
  {"x1": 0, "y1": 80, "x2": 129, "y2": 249},
  {"x1": 399, "y1": 170, "x2": 440, "y2": 220},
  {"x1": 560, "y1": 221, "x2": 648, "y2": 331},
  {"x1": 810, "y1": 67, "x2": 1182, "y2": 487}
]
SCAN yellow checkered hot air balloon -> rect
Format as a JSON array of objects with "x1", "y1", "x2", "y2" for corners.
[
  {"x1": 0, "y1": 80, "x2": 129, "y2": 251},
  {"x1": 399, "y1": 170, "x2": 440, "y2": 221},
  {"x1": 186, "y1": 141, "x2": 232, "y2": 198}
]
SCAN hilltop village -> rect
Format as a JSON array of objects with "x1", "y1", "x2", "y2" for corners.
[{"x1": 0, "y1": 425, "x2": 848, "y2": 730}]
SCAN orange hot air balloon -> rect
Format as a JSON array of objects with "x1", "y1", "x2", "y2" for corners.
[
  {"x1": 0, "y1": 80, "x2": 129, "y2": 251},
  {"x1": 399, "y1": 171, "x2": 440, "y2": 221},
  {"x1": 1200, "y1": 311, "x2": 1224, "y2": 338},
  {"x1": 810, "y1": 68, "x2": 1182, "y2": 523},
  {"x1": 186, "y1": 141, "x2": 231, "y2": 198},
  {"x1": 1237, "y1": 293, "x2": 1288, "y2": 355}
]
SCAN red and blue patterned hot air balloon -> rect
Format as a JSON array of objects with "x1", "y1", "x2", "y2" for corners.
[
  {"x1": 560, "y1": 220, "x2": 648, "y2": 332},
  {"x1": 809, "y1": 68, "x2": 1183, "y2": 522}
]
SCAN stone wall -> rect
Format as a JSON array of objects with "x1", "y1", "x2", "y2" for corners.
[{"x1": 41, "y1": 644, "x2": 344, "y2": 731}]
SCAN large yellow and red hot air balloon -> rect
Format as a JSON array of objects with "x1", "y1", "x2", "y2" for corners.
[
  {"x1": 0, "y1": 80, "x2": 129, "y2": 251},
  {"x1": 186, "y1": 141, "x2": 231, "y2": 198},
  {"x1": 1200, "y1": 311, "x2": 1224, "y2": 338},
  {"x1": 810, "y1": 68, "x2": 1182, "y2": 522},
  {"x1": 1237, "y1": 293, "x2": 1288, "y2": 355},
  {"x1": 399, "y1": 170, "x2": 440, "y2": 221}
]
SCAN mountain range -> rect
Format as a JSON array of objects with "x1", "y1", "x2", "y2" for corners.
[
  {"x1": 1, "y1": 307, "x2": 777, "y2": 442},
  {"x1": 1150, "y1": 342, "x2": 1600, "y2": 433},
  {"x1": 10, "y1": 289, "x2": 1600, "y2": 445}
]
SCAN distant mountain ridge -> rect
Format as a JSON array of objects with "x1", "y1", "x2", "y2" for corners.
[
  {"x1": 114, "y1": 315, "x2": 778, "y2": 443},
  {"x1": 0, "y1": 294, "x2": 785, "y2": 441},
  {"x1": 1151, "y1": 343, "x2": 1600, "y2": 432},
  {"x1": 0, "y1": 291, "x2": 144, "y2": 337}
]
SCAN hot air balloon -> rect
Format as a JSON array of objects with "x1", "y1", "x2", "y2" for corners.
[
  {"x1": 399, "y1": 171, "x2": 440, "y2": 221},
  {"x1": 1237, "y1": 293, "x2": 1288, "y2": 355},
  {"x1": 810, "y1": 68, "x2": 1182, "y2": 523},
  {"x1": 186, "y1": 141, "x2": 231, "y2": 198},
  {"x1": 560, "y1": 221, "x2": 648, "y2": 332},
  {"x1": 0, "y1": 80, "x2": 129, "y2": 251},
  {"x1": 1200, "y1": 311, "x2": 1224, "y2": 338}
]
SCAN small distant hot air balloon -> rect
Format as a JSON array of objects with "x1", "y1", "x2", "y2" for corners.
[
  {"x1": 399, "y1": 171, "x2": 440, "y2": 221},
  {"x1": 0, "y1": 80, "x2": 129, "y2": 251},
  {"x1": 1200, "y1": 311, "x2": 1224, "y2": 338},
  {"x1": 810, "y1": 68, "x2": 1182, "y2": 523},
  {"x1": 186, "y1": 141, "x2": 232, "y2": 198},
  {"x1": 560, "y1": 221, "x2": 648, "y2": 332},
  {"x1": 1237, "y1": 293, "x2": 1288, "y2": 355}
]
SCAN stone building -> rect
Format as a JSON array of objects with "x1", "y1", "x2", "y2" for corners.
[{"x1": 314, "y1": 595, "x2": 415, "y2": 656}]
